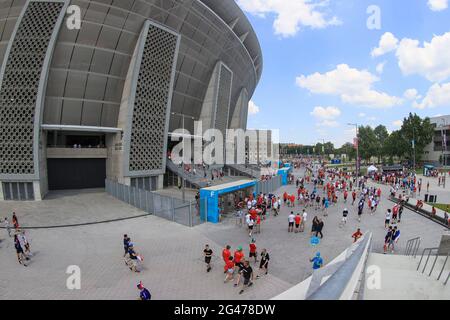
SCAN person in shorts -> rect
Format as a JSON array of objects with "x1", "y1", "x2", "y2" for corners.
[
  {"x1": 224, "y1": 256, "x2": 235, "y2": 283},
  {"x1": 257, "y1": 249, "x2": 270, "y2": 278},
  {"x1": 233, "y1": 246, "x2": 245, "y2": 272},
  {"x1": 234, "y1": 260, "x2": 254, "y2": 295},
  {"x1": 341, "y1": 208, "x2": 349, "y2": 226},
  {"x1": 294, "y1": 213, "x2": 301, "y2": 233},
  {"x1": 385, "y1": 209, "x2": 392, "y2": 228},
  {"x1": 203, "y1": 244, "x2": 213, "y2": 272},
  {"x1": 288, "y1": 211, "x2": 295, "y2": 232},
  {"x1": 249, "y1": 239, "x2": 258, "y2": 264}
]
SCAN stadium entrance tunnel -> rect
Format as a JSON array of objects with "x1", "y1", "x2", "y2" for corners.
[{"x1": 47, "y1": 158, "x2": 106, "y2": 191}]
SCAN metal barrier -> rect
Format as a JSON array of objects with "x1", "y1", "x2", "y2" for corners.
[
  {"x1": 105, "y1": 179, "x2": 203, "y2": 227},
  {"x1": 417, "y1": 247, "x2": 449, "y2": 285},
  {"x1": 255, "y1": 175, "x2": 282, "y2": 194},
  {"x1": 405, "y1": 237, "x2": 421, "y2": 257}
]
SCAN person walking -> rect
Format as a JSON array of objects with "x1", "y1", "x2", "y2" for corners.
[
  {"x1": 203, "y1": 244, "x2": 213, "y2": 272},
  {"x1": 123, "y1": 234, "x2": 131, "y2": 257},
  {"x1": 18, "y1": 230, "x2": 31, "y2": 256},
  {"x1": 137, "y1": 282, "x2": 151, "y2": 300},
  {"x1": 310, "y1": 252, "x2": 323, "y2": 270},
  {"x1": 315, "y1": 218, "x2": 324, "y2": 239},
  {"x1": 311, "y1": 216, "x2": 319, "y2": 236},
  {"x1": 233, "y1": 246, "x2": 245, "y2": 273},
  {"x1": 352, "y1": 228, "x2": 363, "y2": 242},
  {"x1": 14, "y1": 234, "x2": 28, "y2": 266},
  {"x1": 385, "y1": 209, "x2": 392, "y2": 228},
  {"x1": 234, "y1": 260, "x2": 254, "y2": 295},
  {"x1": 300, "y1": 209, "x2": 308, "y2": 232},
  {"x1": 256, "y1": 249, "x2": 270, "y2": 278},
  {"x1": 340, "y1": 208, "x2": 349, "y2": 227},
  {"x1": 224, "y1": 256, "x2": 235, "y2": 283},
  {"x1": 288, "y1": 211, "x2": 295, "y2": 233},
  {"x1": 3, "y1": 217, "x2": 11, "y2": 237},
  {"x1": 383, "y1": 227, "x2": 393, "y2": 254},
  {"x1": 357, "y1": 199, "x2": 364, "y2": 222},
  {"x1": 398, "y1": 204, "x2": 404, "y2": 223},
  {"x1": 249, "y1": 239, "x2": 258, "y2": 264},
  {"x1": 294, "y1": 213, "x2": 302, "y2": 233},
  {"x1": 389, "y1": 227, "x2": 400, "y2": 253},
  {"x1": 12, "y1": 212, "x2": 19, "y2": 229},
  {"x1": 222, "y1": 245, "x2": 231, "y2": 273}
]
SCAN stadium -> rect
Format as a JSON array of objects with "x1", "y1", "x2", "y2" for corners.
[{"x1": 0, "y1": 0, "x2": 263, "y2": 201}]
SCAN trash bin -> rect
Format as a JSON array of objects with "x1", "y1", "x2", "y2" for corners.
[
  {"x1": 429, "y1": 195, "x2": 435, "y2": 203},
  {"x1": 424, "y1": 194, "x2": 429, "y2": 202},
  {"x1": 433, "y1": 195, "x2": 437, "y2": 203}
]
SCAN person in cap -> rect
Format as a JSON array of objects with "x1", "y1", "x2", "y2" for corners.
[
  {"x1": 137, "y1": 281, "x2": 151, "y2": 300},
  {"x1": 233, "y1": 246, "x2": 245, "y2": 273},
  {"x1": 310, "y1": 252, "x2": 323, "y2": 270}
]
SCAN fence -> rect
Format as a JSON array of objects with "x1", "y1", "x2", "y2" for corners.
[
  {"x1": 255, "y1": 175, "x2": 283, "y2": 194},
  {"x1": 105, "y1": 179, "x2": 203, "y2": 227}
]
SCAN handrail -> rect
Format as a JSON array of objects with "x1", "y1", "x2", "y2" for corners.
[
  {"x1": 417, "y1": 247, "x2": 439, "y2": 273},
  {"x1": 405, "y1": 237, "x2": 421, "y2": 257},
  {"x1": 437, "y1": 251, "x2": 449, "y2": 285}
]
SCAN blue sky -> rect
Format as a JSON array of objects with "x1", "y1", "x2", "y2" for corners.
[{"x1": 237, "y1": 0, "x2": 450, "y2": 146}]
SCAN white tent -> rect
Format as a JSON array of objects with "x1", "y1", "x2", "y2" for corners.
[{"x1": 367, "y1": 165, "x2": 378, "y2": 172}]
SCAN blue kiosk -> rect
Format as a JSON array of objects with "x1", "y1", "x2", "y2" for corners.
[{"x1": 199, "y1": 180, "x2": 256, "y2": 223}]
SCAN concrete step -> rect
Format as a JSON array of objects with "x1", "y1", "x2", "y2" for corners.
[{"x1": 363, "y1": 253, "x2": 449, "y2": 300}]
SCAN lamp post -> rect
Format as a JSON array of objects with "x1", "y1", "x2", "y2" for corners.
[
  {"x1": 348, "y1": 123, "x2": 359, "y2": 188},
  {"x1": 171, "y1": 111, "x2": 195, "y2": 201},
  {"x1": 440, "y1": 119, "x2": 447, "y2": 168}
]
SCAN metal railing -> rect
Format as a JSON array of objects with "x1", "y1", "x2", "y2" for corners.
[
  {"x1": 405, "y1": 237, "x2": 421, "y2": 257},
  {"x1": 417, "y1": 247, "x2": 449, "y2": 285},
  {"x1": 105, "y1": 179, "x2": 204, "y2": 227},
  {"x1": 437, "y1": 252, "x2": 449, "y2": 285}
]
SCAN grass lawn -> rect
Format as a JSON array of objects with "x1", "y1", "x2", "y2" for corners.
[{"x1": 427, "y1": 203, "x2": 450, "y2": 213}]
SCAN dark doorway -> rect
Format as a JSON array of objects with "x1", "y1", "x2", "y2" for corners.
[{"x1": 47, "y1": 158, "x2": 106, "y2": 190}]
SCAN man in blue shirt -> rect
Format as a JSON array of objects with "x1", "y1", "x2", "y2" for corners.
[
  {"x1": 137, "y1": 282, "x2": 151, "y2": 300},
  {"x1": 310, "y1": 252, "x2": 323, "y2": 270}
]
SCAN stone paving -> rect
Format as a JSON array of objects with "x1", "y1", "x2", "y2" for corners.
[{"x1": 0, "y1": 168, "x2": 447, "y2": 299}]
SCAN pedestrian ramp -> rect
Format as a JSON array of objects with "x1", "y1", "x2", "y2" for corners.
[{"x1": 363, "y1": 253, "x2": 449, "y2": 300}]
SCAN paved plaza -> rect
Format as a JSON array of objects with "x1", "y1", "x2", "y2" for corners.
[{"x1": 0, "y1": 168, "x2": 447, "y2": 299}]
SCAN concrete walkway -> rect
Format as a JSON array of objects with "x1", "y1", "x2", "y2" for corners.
[{"x1": 0, "y1": 168, "x2": 447, "y2": 299}]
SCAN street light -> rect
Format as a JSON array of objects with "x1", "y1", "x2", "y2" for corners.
[
  {"x1": 171, "y1": 111, "x2": 195, "y2": 201},
  {"x1": 347, "y1": 123, "x2": 359, "y2": 188},
  {"x1": 440, "y1": 119, "x2": 448, "y2": 168}
]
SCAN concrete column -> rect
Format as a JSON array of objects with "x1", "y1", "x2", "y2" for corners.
[
  {"x1": 0, "y1": 182, "x2": 4, "y2": 201},
  {"x1": 33, "y1": 181, "x2": 42, "y2": 201},
  {"x1": 157, "y1": 174, "x2": 164, "y2": 190}
]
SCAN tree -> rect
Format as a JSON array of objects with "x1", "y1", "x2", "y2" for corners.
[
  {"x1": 398, "y1": 113, "x2": 434, "y2": 164},
  {"x1": 338, "y1": 142, "x2": 356, "y2": 161},
  {"x1": 358, "y1": 126, "x2": 377, "y2": 162},
  {"x1": 373, "y1": 125, "x2": 389, "y2": 163}
]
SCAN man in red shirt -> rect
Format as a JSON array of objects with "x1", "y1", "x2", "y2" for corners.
[
  {"x1": 222, "y1": 245, "x2": 231, "y2": 273},
  {"x1": 352, "y1": 228, "x2": 363, "y2": 242},
  {"x1": 343, "y1": 190, "x2": 348, "y2": 203},
  {"x1": 234, "y1": 247, "x2": 245, "y2": 272},
  {"x1": 294, "y1": 213, "x2": 302, "y2": 233},
  {"x1": 352, "y1": 190, "x2": 357, "y2": 205},
  {"x1": 249, "y1": 239, "x2": 258, "y2": 264}
]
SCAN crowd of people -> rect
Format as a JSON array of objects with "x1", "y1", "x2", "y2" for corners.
[{"x1": 2, "y1": 213, "x2": 32, "y2": 267}]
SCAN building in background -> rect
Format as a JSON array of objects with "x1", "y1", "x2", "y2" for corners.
[
  {"x1": 423, "y1": 115, "x2": 450, "y2": 166},
  {"x1": 245, "y1": 129, "x2": 275, "y2": 165},
  {"x1": 0, "y1": 0, "x2": 262, "y2": 201}
]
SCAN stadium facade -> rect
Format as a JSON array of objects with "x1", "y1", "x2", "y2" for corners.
[{"x1": 0, "y1": 0, "x2": 262, "y2": 200}]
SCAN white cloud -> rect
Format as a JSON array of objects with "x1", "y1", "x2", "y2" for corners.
[
  {"x1": 236, "y1": 0, "x2": 341, "y2": 37},
  {"x1": 371, "y1": 32, "x2": 399, "y2": 57},
  {"x1": 392, "y1": 120, "x2": 403, "y2": 128},
  {"x1": 396, "y1": 32, "x2": 450, "y2": 82},
  {"x1": 358, "y1": 113, "x2": 366, "y2": 117},
  {"x1": 310, "y1": 106, "x2": 341, "y2": 120},
  {"x1": 404, "y1": 88, "x2": 421, "y2": 100},
  {"x1": 296, "y1": 64, "x2": 403, "y2": 108},
  {"x1": 248, "y1": 100, "x2": 260, "y2": 115},
  {"x1": 428, "y1": 0, "x2": 448, "y2": 11},
  {"x1": 376, "y1": 61, "x2": 386, "y2": 74},
  {"x1": 413, "y1": 82, "x2": 450, "y2": 109}
]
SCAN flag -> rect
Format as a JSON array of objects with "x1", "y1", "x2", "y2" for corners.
[
  {"x1": 353, "y1": 138, "x2": 358, "y2": 149},
  {"x1": 411, "y1": 139, "x2": 415, "y2": 149}
]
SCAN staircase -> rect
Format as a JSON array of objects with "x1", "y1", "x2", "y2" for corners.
[
  {"x1": 363, "y1": 239, "x2": 449, "y2": 299},
  {"x1": 166, "y1": 159, "x2": 239, "y2": 189},
  {"x1": 226, "y1": 163, "x2": 260, "y2": 179}
]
